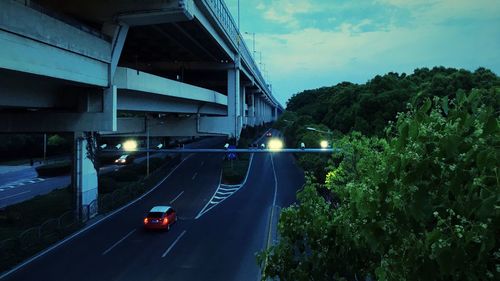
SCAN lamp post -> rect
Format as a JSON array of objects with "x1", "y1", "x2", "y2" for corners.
[
  {"x1": 237, "y1": 0, "x2": 240, "y2": 31},
  {"x1": 306, "y1": 127, "x2": 333, "y2": 135},
  {"x1": 306, "y1": 127, "x2": 334, "y2": 149},
  {"x1": 43, "y1": 133, "x2": 47, "y2": 164},
  {"x1": 244, "y1": 32, "x2": 256, "y2": 59},
  {"x1": 145, "y1": 115, "x2": 150, "y2": 177}
]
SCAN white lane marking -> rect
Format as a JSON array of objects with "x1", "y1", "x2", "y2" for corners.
[
  {"x1": 215, "y1": 191, "x2": 234, "y2": 195},
  {"x1": 218, "y1": 187, "x2": 239, "y2": 191},
  {"x1": 0, "y1": 178, "x2": 46, "y2": 190},
  {"x1": 263, "y1": 150, "x2": 281, "y2": 271},
  {"x1": 195, "y1": 169, "x2": 223, "y2": 219},
  {"x1": 195, "y1": 153, "x2": 255, "y2": 219},
  {"x1": 0, "y1": 190, "x2": 30, "y2": 200},
  {"x1": 102, "y1": 229, "x2": 137, "y2": 256},
  {"x1": 191, "y1": 172, "x2": 198, "y2": 180},
  {"x1": 170, "y1": 191, "x2": 184, "y2": 204},
  {"x1": 270, "y1": 155, "x2": 278, "y2": 207},
  {"x1": 0, "y1": 155, "x2": 193, "y2": 280},
  {"x1": 161, "y1": 230, "x2": 187, "y2": 258}
]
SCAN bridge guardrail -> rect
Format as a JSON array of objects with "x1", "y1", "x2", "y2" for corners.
[{"x1": 200, "y1": 0, "x2": 274, "y2": 102}]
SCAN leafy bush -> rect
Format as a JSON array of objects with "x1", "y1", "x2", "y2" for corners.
[{"x1": 261, "y1": 89, "x2": 499, "y2": 280}]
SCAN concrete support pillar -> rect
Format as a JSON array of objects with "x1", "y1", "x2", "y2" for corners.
[
  {"x1": 255, "y1": 97, "x2": 260, "y2": 125},
  {"x1": 240, "y1": 85, "x2": 245, "y2": 128},
  {"x1": 260, "y1": 98, "x2": 266, "y2": 125},
  {"x1": 227, "y1": 65, "x2": 241, "y2": 138},
  {"x1": 250, "y1": 93, "x2": 255, "y2": 126},
  {"x1": 264, "y1": 100, "x2": 267, "y2": 123},
  {"x1": 73, "y1": 132, "x2": 98, "y2": 221}
]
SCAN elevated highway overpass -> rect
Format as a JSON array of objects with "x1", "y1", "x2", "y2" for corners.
[{"x1": 0, "y1": 0, "x2": 283, "y2": 218}]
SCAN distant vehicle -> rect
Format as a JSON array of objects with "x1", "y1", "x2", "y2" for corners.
[
  {"x1": 143, "y1": 206, "x2": 177, "y2": 230},
  {"x1": 114, "y1": 154, "x2": 134, "y2": 165},
  {"x1": 266, "y1": 132, "x2": 272, "y2": 137}
]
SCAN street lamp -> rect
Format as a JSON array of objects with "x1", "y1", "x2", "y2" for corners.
[
  {"x1": 244, "y1": 32, "x2": 256, "y2": 59},
  {"x1": 268, "y1": 138, "x2": 284, "y2": 151},
  {"x1": 320, "y1": 140, "x2": 329, "y2": 149},
  {"x1": 306, "y1": 127, "x2": 333, "y2": 135},
  {"x1": 123, "y1": 140, "x2": 138, "y2": 152}
]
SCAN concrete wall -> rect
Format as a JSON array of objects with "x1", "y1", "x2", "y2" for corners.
[
  {"x1": 115, "y1": 67, "x2": 227, "y2": 106},
  {"x1": 0, "y1": 1, "x2": 111, "y2": 62}
]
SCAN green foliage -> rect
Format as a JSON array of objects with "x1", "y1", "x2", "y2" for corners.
[
  {"x1": 284, "y1": 67, "x2": 499, "y2": 137},
  {"x1": 47, "y1": 134, "x2": 68, "y2": 147},
  {"x1": 261, "y1": 89, "x2": 500, "y2": 281}
]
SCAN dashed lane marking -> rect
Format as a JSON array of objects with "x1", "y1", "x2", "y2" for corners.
[
  {"x1": 170, "y1": 191, "x2": 184, "y2": 204},
  {"x1": 161, "y1": 230, "x2": 187, "y2": 258},
  {"x1": 102, "y1": 229, "x2": 137, "y2": 255},
  {"x1": 0, "y1": 178, "x2": 45, "y2": 191}
]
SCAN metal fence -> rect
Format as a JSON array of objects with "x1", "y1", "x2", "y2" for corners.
[{"x1": 0, "y1": 209, "x2": 80, "y2": 271}]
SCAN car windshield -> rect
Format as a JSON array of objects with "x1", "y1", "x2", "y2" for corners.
[
  {"x1": 119, "y1": 155, "x2": 128, "y2": 160},
  {"x1": 147, "y1": 212, "x2": 164, "y2": 218}
]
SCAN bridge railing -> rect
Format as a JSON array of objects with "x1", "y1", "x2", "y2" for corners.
[{"x1": 200, "y1": 0, "x2": 272, "y2": 99}]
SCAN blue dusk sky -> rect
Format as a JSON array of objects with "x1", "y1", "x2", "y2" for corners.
[{"x1": 224, "y1": 0, "x2": 500, "y2": 106}]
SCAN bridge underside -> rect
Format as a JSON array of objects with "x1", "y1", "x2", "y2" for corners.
[{"x1": 0, "y1": 0, "x2": 281, "y2": 219}]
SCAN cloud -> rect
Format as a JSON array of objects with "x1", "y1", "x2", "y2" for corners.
[
  {"x1": 250, "y1": 0, "x2": 500, "y2": 103},
  {"x1": 261, "y1": 0, "x2": 315, "y2": 28},
  {"x1": 259, "y1": 22, "x2": 499, "y2": 103},
  {"x1": 377, "y1": 0, "x2": 500, "y2": 23}
]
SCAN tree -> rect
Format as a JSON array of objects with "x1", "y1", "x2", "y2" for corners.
[{"x1": 260, "y1": 88, "x2": 500, "y2": 281}]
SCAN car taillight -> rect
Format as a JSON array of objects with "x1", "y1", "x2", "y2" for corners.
[
  {"x1": 143, "y1": 218, "x2": 148, "y2": 224},
  {"x1": 161, "y1": 218, "x2": 168, "y2": 225}
]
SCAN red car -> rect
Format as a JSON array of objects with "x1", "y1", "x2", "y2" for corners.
[{"x1": 143, "y1": 206, "x2": 177, "y2": 230}]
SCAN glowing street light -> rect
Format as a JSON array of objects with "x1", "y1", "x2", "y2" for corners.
[
  {"x1": 320, "y1": 140, "x2": 329, "y2": 149},
  {"x1": 268, "y1": 138, "x2": 284, "y2": 151},
  {"x1": 123, "y1": 140, "x2": 138, "y2": 152}
]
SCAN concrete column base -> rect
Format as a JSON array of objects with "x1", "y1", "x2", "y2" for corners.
[{"x1": 74, "y1": 132, "x2": 98, "y2": 221}]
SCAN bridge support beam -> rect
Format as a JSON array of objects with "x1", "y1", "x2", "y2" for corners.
[
  {"x1": 73, "y1": 132, "x2": 98, "y2": 221},
  {"x1": 248, "y1": 93, "x2": 255, "y2": 126},
  {"x1": 254, "y1": 96, "x2": 260, "y2": 126},
  {"x1": 227, "y1": 65, "x2": 241, "y2": 138},
  {"x1": 240, "y1": 85, "x2": 246, "y2": 128}
]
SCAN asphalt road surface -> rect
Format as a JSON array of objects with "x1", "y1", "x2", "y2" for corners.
[
  {"x1": 0, "y1": 137, "x2": 222, "y2": 208},
  {"x1": 2, "y1": 131, "x2": 304, "y2": 281}
]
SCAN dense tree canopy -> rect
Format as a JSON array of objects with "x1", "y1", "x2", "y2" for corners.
[
  {"x1": 264, "y1": 67, "x2": 500, "y2": 280},
  {"x1": 285, "y1": 67, "x2": 499, "y2": 136}
]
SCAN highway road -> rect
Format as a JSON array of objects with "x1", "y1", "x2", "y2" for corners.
[
  {"x1": 0, "y1": 175, "x2": 69, "y2": 209},
  {"x1": 2, "y1": 131, "x2": 304, "y2": 281},
  {"x1": 0, "y1": 137, "x2": 222, "y2": 208}
]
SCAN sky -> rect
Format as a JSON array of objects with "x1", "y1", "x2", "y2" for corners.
[{"x1": 224, "y1": 0, "x2": 500, "y2": 106}]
